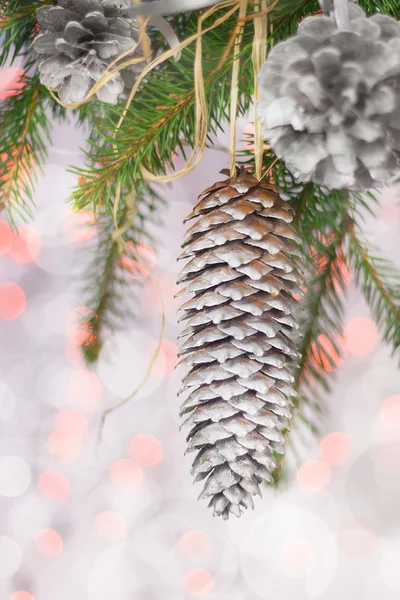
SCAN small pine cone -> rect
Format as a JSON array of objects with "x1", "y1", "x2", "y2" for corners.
[
  {"x1": 30, "y1": 0, "x2": 147, "y2": 104},
  {"x1": 177, "y1": 169, "x2": 302, "y2": 519},
  {"x1": 258, "y1": 3, "x2": 400, "y2": 190}
]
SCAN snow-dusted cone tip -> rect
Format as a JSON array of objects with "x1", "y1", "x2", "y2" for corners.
[{"x1": 177, "y1": 169, "x2": 303, "y2": 519}]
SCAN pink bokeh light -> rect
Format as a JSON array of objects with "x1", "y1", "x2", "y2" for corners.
[
  {"x1": 128, "y1": 434, "x2": 163, "y2": 467},
  {"x1": 319, "y1": 432, "x2": 353, "y2": 467},
  {"x1": 34, "y1": 529, "x2": 63, "y2": 557},
  {"x1": 184, "y1": 569, "x2": 215, "y2": 596},
  {"x1": 47, "y1": 429, "x2": 82, "y2": 463},
  {"x1": 62, "y1": 209, "x2": 97, "y2": 243},
  {"x1": 10, "y1": 593, "x2": 34, "y2": 600},
  {"x1": 147, "y1": 338, "x2": 178, "y2": 377},
  {"x1": 55, "y1": 409, "x2": 88, "y2": 439},
  {"x1": 68, "y1": 370, "x2": 102, "y2": 407},
  {"x1": 0, "y1": 282, "x2": 26, "y2": 320},
  {"x1": 297, "y1": 459, "x2": 331, "y2": 492},
  {"x1": 0, "y1": 68, "x2": 26, "y2": 99},
  {"x1": 379, "y1": 395, "x2": 400, "y2": 431},
  {"x1": 118, "y1": 240, "x2": 156, "y2": 279},
  {"x1": 9, "y1": 225, "x2": 41, "y2": 264},
  {"x1": 38, "y1": 470, "x2": 69, "y2": 501},
  {"x1": 109, "y1": 458, "x2": 143, "y2": 489},
  {"x1": 0, "y1": 219, "x2": 12, "y2": 255},
  {"x1": 94, "y1": 511, "x2": 127, "y2": 542},
  {"x1": 343, "y1": 317, "x2": 378, "y2": 357}
]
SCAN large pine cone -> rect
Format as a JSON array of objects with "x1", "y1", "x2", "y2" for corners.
[
  {"x1": 258, "y1": 4, "x2": 400, "y2": 190},
  {"x1": 30, "y1": 0, "x2": 146, "y2": 104},
  {"x1": 177, "y1": 170, "x2": 302, "y2": 519}
]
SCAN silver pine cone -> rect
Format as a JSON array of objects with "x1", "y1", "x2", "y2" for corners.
[
  {"x1": 30, "y1": 0, "x2": 146, "y2": 104},
  {"x1": 177, "y1": 169, "x2": 302, "y2": 519},
  {"x1": 258, "y1": 4, "x2": 400, "y2": 190}
]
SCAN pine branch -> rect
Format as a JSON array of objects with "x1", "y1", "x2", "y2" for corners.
[
  {"x1": 0, "y1": 0, "x2": 51, "y2": 65},
  {"x1": 0, "y1": 70, "x2": 51, "y2": 222},
  {"x1": 70, "y1": 0, "x2": 321, "y2": 213},
  {"x1": 348, "y1": 229, "x2": 400, "y2": 353},
  {"x1": 79, "y1": 183, "x2": 164, "y2": 363}
]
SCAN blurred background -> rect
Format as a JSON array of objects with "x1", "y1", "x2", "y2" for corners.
[{"x1": 1, "y1": 65, "x2": 400, "y2": 600}]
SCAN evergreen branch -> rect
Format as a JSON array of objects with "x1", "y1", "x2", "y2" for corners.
[
  {"x1": 270, "y1": 182, "x2": 351, "y2": 484},
  {"x1": 348, "y1": 228, "x2": 400, "y2": 352},
  {"x1": 0, "y1": 71, "x2": 51, "y2": 222},
  {"x1": 70, "y1": 0, "x2": 321, "y2": 213},
  {"x1": 0, "y1": 0, "x2": 51, "y2": 65},
  {"x1": 79, "y1": 182, "x2": 164, "y2": 363}
]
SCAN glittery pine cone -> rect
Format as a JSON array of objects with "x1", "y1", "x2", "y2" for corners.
[
  {"x1": 258, "y1": 4, "x2": 400, "y2": 190},
  {"x1": 177, "y1": 170, "x2": 302, "y2": 519},
  {"x1": 30, "y1": 0, "x2": 146, "y2": 104}
]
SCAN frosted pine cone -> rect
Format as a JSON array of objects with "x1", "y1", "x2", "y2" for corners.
[
  {"x1": 258, "y1": 4, "x2": 400, "y2": 190},
  {"x1": 30, "y1": 0, "x2": 146, "y2": 104},
  {"x1": 177, "y1": 169, "x2": 302, "y2": 519}
]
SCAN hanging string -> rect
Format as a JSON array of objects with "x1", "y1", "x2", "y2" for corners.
[
  {"x1": 229, "y1": 0, "x2": 249, "y2": 178},
  {"x1": 97, "y1": 184, "x2": 166, "y2": 449},
  {"x1": 251, "y1": 0, "x2": 268, "y2": 180}
]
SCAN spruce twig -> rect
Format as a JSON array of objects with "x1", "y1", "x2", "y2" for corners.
[
  {"x1": 348, "y1": 228, "x2": 400, "y2": 352},
  {"x1": 0, "y1": 72, "x2": 51, "y2": 222}
]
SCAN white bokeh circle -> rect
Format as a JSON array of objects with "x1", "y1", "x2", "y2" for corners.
[
  {"x1": 0, "y1": 535, "x2": 22, "y2": 578},
  {"x1": 240, "y1": 499, "x2": 338, "y2": 599},
  {"x1": 0, "y1": 455, "x2": 31, "y2": 497}
]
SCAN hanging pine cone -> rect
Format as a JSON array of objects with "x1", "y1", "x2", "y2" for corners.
[
  {"x1": 30, "y1": 0, "x2": 147, "y2": 104},
  {"x1": 258, "y1": 3, "x2": 400, "y2": 190},
  {"x1": 177, "y1": 169, "x2": 302, "y2": 519}
]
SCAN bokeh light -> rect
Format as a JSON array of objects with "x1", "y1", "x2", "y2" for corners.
[
  {"x1": 47, "y1": 429, "x2": 82, "y2": 463},
  {"x1": 343, "y1": 317, "x2": 378, "y2": 357},
  {"x1": 379, "y1": 395, "x2": 400, "y2": 431},
  {"x1": 128, "y1": 434, "x2": 163, "y2": 467},
  {"x1": 319, "y1": 432, "x2": 353, "y2": 467},
  {"x1": 62, "y1": 209, "x2": 97, "y2": 243},
  {"x1": 55, "y1": 409, "x2": 88, "y2": 439},
  {"x1": 297, "y1": 460, "x2": 331, "y2": 492},
  {"x1": 0, "y1": 455, "x2": 31, "y2": 498},
  {"x1": 0, "y1": 68, "x2": 26, "y2": 99},
  {"x1": 179, "y1": 530, "x2": 213, "y2": 556},
  {"x1": 10, "y1": 592, "x2": 35, "y2": 600},
  {"x1": 118, "y1": 240, "x2": 156, "y2": 279},
  {"x1": 278, "y1": 538, "x2": 314, "y2": 574},
  {"x1": 109, "y1": 459, "x2": 143, "y2": 489},
  {"x1": 147, "y1": 339, "x2": 178, "y2": 377},
  {"x1": 0, "y1": 536, "x2": 22, "y2": 578},
  {"x1": 0, "y1": 220, "x2": 12, "y2": 255},
  {"x1": 38, "y1": 471, "x2": 69, "y2": 501},
  {"x1": 0, "y1": 282, "x2": 26, "y2": 320},
  {"x1": 9, "y1": 225, "x2": 41, "y2": 263},
  {"x1": 94, "y1": 511, "x2": 127, "y2": 542},
  {"x1": 34, "y1": 529, "x2": 63, "y2": 557},
  {"x1": 68, "y1": 370, "x2": 101, "y2": 407},
  {"x1": 66, "y1": 306, "x2": 96, "y2": 364},
  {"x1": 311, "y1": 334, "x2": 345, "y2": 373},
  {"x1": 184, "y1": 569, "x2": 215, "y2": 596}
]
